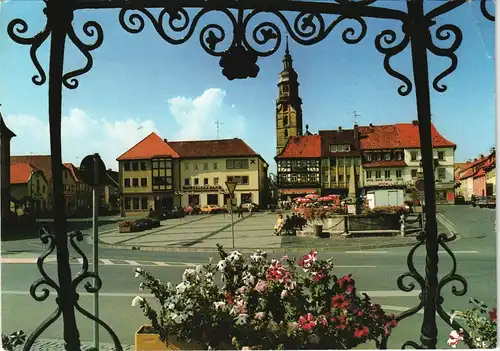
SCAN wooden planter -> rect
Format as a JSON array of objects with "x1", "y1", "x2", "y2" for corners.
[
  {"x1": 119, "y1": 226, "x2": 135, "y2": 233},
  {"x1": 135, "y1": 325, "x2": 204, "y2": 351}
]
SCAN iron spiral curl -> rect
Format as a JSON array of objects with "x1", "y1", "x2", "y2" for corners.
[
  {"x1": 7, "y1": 17, "x2": 51, "y2": 86},
  {"x1": 69, "y1": 231, "x2": 124, "y2": 351},
  {"x1": 481, "y1": 0, "x2": 495, "y2": 22},
  {"x1": 426, "y1": 24, "x2": 463, "y2": 93},
  {"x1": 374, "y1": 28, "x2": 412, "y2": 96},
  {"x1": 63, "y1": 20, "x2": 104, "y2": 89},
  {"x1": 435, "y1": 232, "x2": 473, "y2": 348}
]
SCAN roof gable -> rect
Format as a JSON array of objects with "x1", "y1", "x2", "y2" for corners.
[
  {"x1": 167, "y1": 138, "x2": 259, "y2": 158},
  {"x1": 116, "y1": 132, "x2": 180, "y2": 161},
  {"x1": 63, "y1": 163, "x2": 81, "y2": 182},
  {"x1": 10, "y1": 163, "x2": 40, "y2": 184},
  {"x1": 395, "y1": 123, "x2": 456, "y2": 149},
  {"x1": 11, "y1": 155, "x2": 57, "y2": 183},
  {"x1": 275, "y1": 135, "x2": 322, "y2": 159}
]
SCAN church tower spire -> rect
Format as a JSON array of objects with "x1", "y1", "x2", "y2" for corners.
[{"x1": 275, "y1": 37, "x2": 303, "y2": 156}]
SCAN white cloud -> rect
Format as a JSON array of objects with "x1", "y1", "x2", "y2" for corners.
[
  {"x1": 5, "y1": 108, "x2": 158, "y2": 171},
  {"x1": 167, "y1": 88, "x2": 247, "y2": 141}
]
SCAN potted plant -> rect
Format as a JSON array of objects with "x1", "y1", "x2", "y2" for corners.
[
  {"x1": 131, "y1": 245, "x2": 398, "y2": 350},
  {"x1": 118, "y1": 220, "x2": 138, "y2": 233}
]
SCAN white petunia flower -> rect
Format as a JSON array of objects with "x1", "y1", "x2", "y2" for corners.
[
  {"x1": 217, "y1": 260, "x2": 227, "y2": 271},
  {"x1": 139, "y1": 282, "x2": 145, "y2": 291},
  {"x1": 134, "y1": 267, "x2": 144, "y2": 278},
  {"x1": 168, "y1": 303, "x2": 175, "y2": 310},
  {"x1": 131, "y1": 296, "x2": 144, "y2": 307},
  {"x1": 242, "y1": 272, "x2": 255, "y2": 286},
  {"x1": 176, "y1": 281, "x2": 190, "y2": 294},
  {"x1": 195, "y1": 265, "x2": 203, "y2": 274},
  {"x1": 214, "y1": 301, "x2": 226, "y2": 310},
  {"x1": 235, "y1": 313, "x2": 249, "y2": 325},
  {"x1": 166, "y1": 282, "x2": 172, "y2": 289}
]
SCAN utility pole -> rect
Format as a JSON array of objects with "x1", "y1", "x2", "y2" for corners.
[{"x1": 215, "y1": 119, "x2": 224, "y2": 140}]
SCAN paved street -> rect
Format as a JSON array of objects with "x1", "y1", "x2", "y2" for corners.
[{"x1": 1, "y1": 205, "x2": 496, "y2": 349}]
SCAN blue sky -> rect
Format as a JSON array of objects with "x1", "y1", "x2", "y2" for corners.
[{"x1": 0, "y1": 1, "x2": 495, "y2": 172}]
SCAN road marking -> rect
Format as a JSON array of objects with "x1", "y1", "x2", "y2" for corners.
[
  {"x1": 100, "y1": 259, "x2": 114, "y2": 265},
  {"x1": 440, "y1": 250, "x2": 479, "y2": 254},
  {"x1": 436, "y1": 213, "x2": 458, "y2": 235},
  {"x1": 77, "y1": 258, "x2": 84, "y2": 264},
  {"x1": 153, "y1": 261, "x2": 170, "y2": 266},
  {"x1": 364, "y1": 290, "x2": 421, "y2": 297},
  {"x1": 345, "y1": 251, "x2": 388, "y2": 254},
  {"x1": 124, "y1": 260, "x2": 139, "y2": 266}
]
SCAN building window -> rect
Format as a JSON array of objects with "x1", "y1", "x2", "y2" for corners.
[
  {"x1": 344, "y1": 144, "x2": 351, "y2": 152},
  {"x1": 194, "y1": 178, "x2": 199, "y2": 185},
  {"x1": 141, "y1": 178, "x2": 147, "y2": 187},
  {"x1": 185, "y1": 163, "x2": 189, "y2": 170},
  {"x1": 242, "y1": 176, "x2": 249, "y2": 185},
  {"x1": 194, "y1": 163, "x2": 198, "y2": 170},
  {"x1": 124, "y1": 162, "x2": 130, "y2": 171},
  {"x1": 132, "y1": 178, "x2": 139, "y2": 187},
  {"x1": 188, "y1": 194, "x2": 200, "y2": 206},
  {"x1": 283, "y1": 103, "x2": 289, "y2": 110},
  {"x1": 133, "y1": 197, "x2": 140, "y2": 210},
  {"x1": 241, "y1": 193, "x2": 252, "y2": 204},
  {"x1": 438, "y1": 168, "x2": 446, "y2": 179},
  {"x1": 375, "y1": 171, "x2": 382, "y2": 179},
  {"x1": 124, "y1": 197, "x2": 131, "y2": 210},
  {"x1": 140, "y1": 161, "x2": 147, "y2": 170},
  {"x1": 226, "y1": 159, "x2": 249, "y2": 169},
  {"x1": 329, "y1": 145, "x2": 337, "y2": 152},
  {"x1": 411, "y1": 169, "x2": 418, "y2": 178},
  {"x1": 284, "y1": 128, "x2": 288, "y2": 138},
  {"x1": 141, "y1": 197, "x2": 148, "y2": 210},
  {"x1": 152, "y1": 157, "x2": 173, "y2": 191},
  {"x1": 124, "y1": 178, "x2": 131, "y2": 188},
  {"x1": 438, "y1": 151, "x2": 445, "y2": 161},
  {"x1": 366, "y1": 171, "x2": 372, "y2": 179},
  {"x1": 184, "y1": 178, "x2": 190, "y2": 186},
  {"x1": 283, "y1": 116, "x2": 288, "y2": 126},
  {"x1": 204, "y1": 178, "x2": 209, "y2": 185},
  {"x1": 213, "y1": 163, "x2": 218, "y2": 170},
  {"x1": 385, "y1": 153, "x2": 391, "y2": 161},
  {"x1": 227, "y1": 176, "x2": 233, "y2": 182},
  {"x1": 396, "y1": 170, "x2": 402, "y2": 178},
  {"x1": 65, "y1": 172, "x2": 68, "y2": 179},
  {"x1": 331, "y1": 175, "x2": 336, "y2": 183},
  {"x1": 330, "y1": 158, "x2": 336, "y2": 167},
  {"x1": 376, "y1": 154, "x2": 382, "y2": 161},
  {"x1": 395, "y1": 152, "x2": 402, "y2": 160},
  {"x1": 384, "y1": 170, "x2": 391, "y2": 178},
  {"x1": 214, "y1": 177, "x2": 219, "y2": 185},
  {"x1": 132, "y1": 162, "x2": 139, "y2": 171},
  {"x1": 411, "y1": 152, "x2": 418, "y2": 161},
  {"x1": 283, "y1": 85, "x2": 289, "y2": 93},
  {"x1": 203, "y1": 163, "x2": 208, "y2": 170},
  {"x1": 338, "y1": 175, "x2": 344, "y2": 183},
  {"x1": 207, "y1": 194, "x2": 218, "y2": 205},
  {"x1": 366, "y1": 153, "x2": 372, "y2": 161},
  {"x1": 346, "y1": 175, "x2": 351, "y2": 183}
]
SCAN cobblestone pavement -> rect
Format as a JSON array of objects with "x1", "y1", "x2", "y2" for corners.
[{"x1": 13, "y1": 339, "x2": 134, "y2": 351}]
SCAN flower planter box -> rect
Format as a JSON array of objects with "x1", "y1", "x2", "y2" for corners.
[
  {"x1": 348, "y1": 213, "x2": 399, "y2": 231},
  {"x1": 135, "y1": 325, "x2": 204, "y2": 351},
  {"x1": 119, "y1": 226, "x2": 135, "y2": 233}
]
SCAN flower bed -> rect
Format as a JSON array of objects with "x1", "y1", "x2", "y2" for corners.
[
  {"x1": 118, "y1": 220, "x2": 141, "y2": 233},
  {"x1": 131, "y1": 246, "x2": 398, "y2": 350}
]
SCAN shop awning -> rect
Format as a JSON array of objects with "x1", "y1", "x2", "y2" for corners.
[{"x1": 279, "y1": 188, "x2": 318, "y2": 195}]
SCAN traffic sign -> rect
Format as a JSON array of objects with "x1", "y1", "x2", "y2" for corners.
[
  {"x1": 79, "y1": 154, "x2": 107, "y2": 186},
  {"x1": 39, "y1": 224, "x2": 52, "y2": 237}
]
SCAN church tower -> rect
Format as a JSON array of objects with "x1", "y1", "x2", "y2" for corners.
[{"x1": 276, "y1": 37, "x2": 303, "y2": 156}]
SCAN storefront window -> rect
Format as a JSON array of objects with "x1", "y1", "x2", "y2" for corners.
[
  {"x1": 188, "y1": 194, "x2": 200, "y2": 206},
  {"x1": 241, "y1": 193, "x2": 252, "y2": 204},
  {"x1": 207, "y1": 194, "x2": 218, "y2": 205}
]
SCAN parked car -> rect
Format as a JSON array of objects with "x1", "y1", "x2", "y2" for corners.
[
  {"x1": 135, "y1": 218, "x2": 155, "y2": 230},
  {"x1": 241, "y1": 202, "x2": 259, "y2": 212},
  {"x1": 487, "y1": 196, "x2": 496, "y2": 209},
  {"x1": 472, "y1": 196, "x2": 489, "y2": 208},
  {"x1": 454, "y1": 195, "x2": 466, "y2": 205},
  {"x1": 200, "y1": 205, "x2": 220, "y2": 214}
]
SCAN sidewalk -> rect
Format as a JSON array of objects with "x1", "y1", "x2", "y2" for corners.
[
  {"x1": 12, "y1": 338, "x2": 134, "y2": 351},
  {"x1": 92, "y1": 212, "x2": 422, "y2": 252}
]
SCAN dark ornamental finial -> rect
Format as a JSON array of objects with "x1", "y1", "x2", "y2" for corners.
[{"x1": 285, "y1": 35, "x2": 290, "y2": 55}]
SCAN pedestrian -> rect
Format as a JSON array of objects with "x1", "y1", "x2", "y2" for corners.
[
  {"x1": 283, "y1": 215, "x2": 292, "y2": 235},
  {"x1": 274, "y1": 214, "x2": 284, "y2": 236},
  {"x1": 238, "y1": 204, "x2": 244, "y2": 218}
]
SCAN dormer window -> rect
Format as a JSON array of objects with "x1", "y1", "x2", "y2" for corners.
[
  {"x1": 344, "y1": 144, "x2": 351, "y2": 152},
  {"x1": 376, "y1": 154, "x2": 382, "y2": 161},
  {"x1": 396, "y1": 151, "x2": 402, "y2": 160},
  {"x1": 329, "y1": 144, "x2": 337, "y2": 152},
  {"x1": 366, "y1": 154, "x2": 372, "y2": 161},
  {"x1": 385, "y1": 153, "x2": 391, "y2": 161}
]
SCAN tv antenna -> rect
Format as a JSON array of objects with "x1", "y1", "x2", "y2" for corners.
[
  {"x1": 353, "y1": 111, "x2": 361, "y2": 125},
  {"x1": 215, "y1": 119, "x2": 224, "y2": 140}
]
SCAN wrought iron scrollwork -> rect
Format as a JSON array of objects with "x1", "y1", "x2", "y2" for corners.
[
  {"x1": 63, "y1": 20, "x2": 104, "y2": 89},
  {"x1": 481, "y1": 0, "x2": 495, "y2": 22},
  {"x1": 435, "y1": 232, "x2": 473, "y2": 348},
  {"x1": 375, "y1": 28, "x2": 412, "y2": 96},
  {"x1": 22, "y1": 231, "x2": 123, "y2": 351},
  {"x1": 427, "y1": 24, "x2": 463, "y2": 93},
  {"x1": 7, "y1": 18, "x2": 51, "y2": 86}
]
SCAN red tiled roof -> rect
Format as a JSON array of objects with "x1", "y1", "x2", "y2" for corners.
[
  {"x1": 275, "y1": 135, "x2": 322, "y2": 159},
  {"x1": 473, "y1": 169, "x2": 486, "y2": 178},
  {"x1": 10, "y1": 163, "x2": 40, "y2": 184},
  {"x1": 117, "y1": 132, "x2": 180, "y2": 161},
  {"x1": 460, "y1": 169, "x2": 476, "y2": 180},
  {"x1": 168, "y1": 138, "x2": 259, "y2": 158},
  {"x1": 460, "y1": 156, "x2": 489, "y2": 174},
  {"x1": 395, "y1": 123, "x2": 456, "y2": 148},
  {"x1": 63, "y1": 163, "x2": 81, "y2": 182},
  {"x1": 362, "y1": 160, "x2": 407, "y2": 168},
  {"x1": 11, "y1": 155, "x2": 55, "y2": 183},
  {"x1": 358, "y1": 125, "x2": 402, "y2": 150}
]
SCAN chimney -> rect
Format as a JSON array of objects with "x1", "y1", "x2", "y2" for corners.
[
  {"x1": 369, "y1": 123, "x2": 373, "y2": 127},
  {"x1": 480, "y1": 154, "x2": 484, "y2": 158},
  {"x1": 338, "y1": 126, "x2": 342, "y2": 131},
  {"x1": 163, "y1": 138, "x2": 168, "y2": 142},
  {"x1": 412, "y1": 120, "x2": 418, "y2": 126},
  {"x1": 474, "y1": 158, "x2": 477, "y2": 162},
  {"x1": 353, "y1": 124, "x2": 359, "y2": 144}
]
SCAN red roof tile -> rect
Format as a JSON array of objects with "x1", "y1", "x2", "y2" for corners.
[
  {"x1": 358, "y1": 125, "x2": 402, "y2": 150},
  {"x1": 117, "y1": 132, "x2": 180, "y2": 161},
  {"x1": 11, "y1": 155, "x2": 55, "y2": 183},
  {"x1": 363, "y1": 160, "x2": 407, "y2": 168},
  {"x1": 473, "y1": 169, "x2": 486, "y2": 178},
  {"x1": 168, "y1": 138, "x2": 259, "y2": 159},
  {"x1": 10, "y1": 163, "x2": 40, "y2": 184},
  {"x1": 275, "y1": 135, "x2": 322, "y2": 159},
  {"x1": 460, "y1": 169, "x2": 476, "y2": 180},
  {"x1": 395, "y1": 123, "x2": 456, "y2": 148}
]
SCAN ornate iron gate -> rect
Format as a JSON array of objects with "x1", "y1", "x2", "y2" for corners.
[{"x1": 7, "y1": 0, "x2": 495, "y2": 349}]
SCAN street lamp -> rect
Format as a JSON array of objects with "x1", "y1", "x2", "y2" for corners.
[{"x1": 225, "y1": 181, "x2": 238, "y2": 249}]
